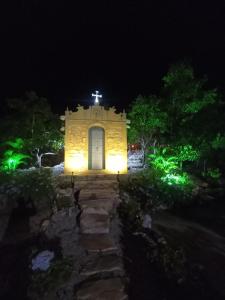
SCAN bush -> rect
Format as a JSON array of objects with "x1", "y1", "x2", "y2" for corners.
[
  {"x1": 120, "y1": 169, "x2": 195, "y2": 211},
  {"x1": 0, "y1": 168, "x2": 55, "y2": 211}
]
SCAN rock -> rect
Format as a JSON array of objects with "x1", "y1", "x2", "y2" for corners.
[
  {"x1": 199, "y1": 181, "x2": 209, "y2": 188},
  {"x1": 218, "y1": 178, "x2": 225, "y2": 187},
  {"x1": 45, "y1": 207, "x2": 77, "y2": 239},
  {"x1": 199, "y1": 194, "x2": 215, "y2": 202},
  {"x1": 40, "y1": 219, "x2": 50, "y2": 232},
  {"x1": 45, "y1": 207, "x2": 83, "y2": 258},
  {"x1": 29, "y1": 210, "x2": 52, "y2": 234},
  {"x1": 192, "y1": 186, "x2": 201, "y2": 197},
  {"x1": 31, "y1": 250, "x2": 54, "y2": 271},
  {"x1": 52, "y1": 162, "x2": 64, "y2": 176},
  {"x1": 156, "y1": 204, "x2": 168, "y2": 210},
  {"x1": 76, "y1": 278, "x2": 127, "y2": 300},
  {"x1": 142, "y1": 214, "x2": 152, "y2": 229}
]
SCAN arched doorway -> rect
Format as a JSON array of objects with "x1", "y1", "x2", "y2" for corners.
[{"x1": 88, "y1": 127, "x2": 105, "y2": 170}]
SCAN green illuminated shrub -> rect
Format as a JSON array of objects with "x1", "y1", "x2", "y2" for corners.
[
  {"x1": 0, "y1": 138, "x2": 30, "y2": 172},
  {"x1": 175, "y1": 145, "x2": 200, "y2": 165},
  {"x1": 161, "y1": 172, "x2": 191, "y2": 186},
  {"x1": 149, "y1": 148, "x2": 178, "y2": 174},
  {"x1": 202, "y1": 168, "x2": 221, "y2": 180},
  {"x1": 148, "y1": 145, "x2": 199, "y2": 186},
  {"x1": 0, "y1": 150, "x2": 30, "y2": 171}
]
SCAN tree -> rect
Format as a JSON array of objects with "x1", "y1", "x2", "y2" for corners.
[
  {"x1": 128, "y1": 95, "x2": 168, "y2": 162},
  {"x1": 161, "y1": 62, "x2": 218, "y2": 143},
  {"x1": 0, "y1": 91, "x2": 63, "y2": 168}
]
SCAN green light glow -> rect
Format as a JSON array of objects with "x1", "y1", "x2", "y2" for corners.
[
  {"x1": 202, "y1": 168, "x2": 221, "y2": 179},
  {"x1": 161, "y1": 172, "x2": 190, "y2": 185},
  {"x1": 149, "y1": 145, "x2": 196, "y2": 186},
  {"x1": 149, "y1": 149, "x2": 178, "y2": 174},
  {"x1": 0, "y1": 138, "x2": 30, "y2": 172},
  {"x1": 2, "y1": 153, "x2": 30, "y2": 171},
  {"x1": 176, "y1": 145, "x2": 200, "y2": 162}
]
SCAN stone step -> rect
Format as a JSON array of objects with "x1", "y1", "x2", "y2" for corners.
[
  {"x1": 77, "y1": 180, "x2": 118, "y2": 189},
  {"x1": 80, "y1": 188, "x2": 118, "y2": 196},
  {"x1": 82, "y1": 207, "x2": 108, "y2": 215},
  {"x1": 80, "y1": 199, "x2": 115, "y2": 213},
  {"x1": 79, "y1": 193, "x2": 119, "y2": 202},
  {"x1": 80, "y1": 254, "x2": 124, "y2": 278},
  {"x1": 76, "y1": 175, "x2": 119, "y2": 181},
  {"x1": 76, "y1": 278, "x2": 127, "y2": 300},
  {"x1": 80, "y1": 234, "x2": 118, "y2": 254},
  {"x1": 80, "y1": 213, "x2": 110, "y2": 234}
]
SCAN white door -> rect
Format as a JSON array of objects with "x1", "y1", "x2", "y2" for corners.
[{"x1": 89, "y1": 127, "x2": 104, "y2": 169}]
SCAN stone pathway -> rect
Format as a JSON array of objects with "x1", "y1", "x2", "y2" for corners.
[{"x1": 74, "y1": 175, "x2": 127, "y2": 300}]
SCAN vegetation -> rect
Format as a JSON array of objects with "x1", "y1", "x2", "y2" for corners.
[
  {"x1": 127, "y1": 95, "x2": 167, "y2": 162},
  {"x1": 128, "y1": 62, "x2": 225, "y2": 202},
  {"x1": 29, "y1": 257, "x2": 73, "y2": 298},
  {"x1": 0, "y1": 168, "x2": 55, "y2": 211},
  {"x1": 0, "y1": 91, "x2": 63, "y2": 169},
  {"x1": 0, "y1": 138, "x2": 30, "y2": 171}
]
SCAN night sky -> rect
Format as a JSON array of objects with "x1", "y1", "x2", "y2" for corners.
[{"x1": 1, "y1": 1, "x2": 225, "y2": 113}]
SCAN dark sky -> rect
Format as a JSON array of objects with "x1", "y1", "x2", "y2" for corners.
[{"x1": 1, "y1": 1, "x2": 225, "y2": 113}]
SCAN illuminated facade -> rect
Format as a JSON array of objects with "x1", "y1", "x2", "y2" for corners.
[{"x1": 63, "y1": 102, "x2": 128, "y2": 174}]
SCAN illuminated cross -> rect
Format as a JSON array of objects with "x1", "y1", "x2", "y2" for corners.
[{"x1": 92, "y1": 90, "x2": 102, "y2": 105}]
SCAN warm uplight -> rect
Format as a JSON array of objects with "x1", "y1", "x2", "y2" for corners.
[
  {"x1": 67, "y1": 153, "x2": 85, "y2": 171},
  {"x1": 106, "y1": 154, "x2": 127, "y2": 173}
]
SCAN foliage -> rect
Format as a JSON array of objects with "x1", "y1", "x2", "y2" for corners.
[
  {"x1": 158, "y1": 244, "x2": 187, "y2": 281},
  {"x1": 0, "y1": 138, "x2": 30, "y2": 171},
  {"x1": 128, "y1": 95, "x2": 168, "y2": 161},
  {"x1": 0, "y1": 91, "x2": 63, "y2": 167},
  {"x1": 211, "y1": 133, "x2": 225, "y2": 150},
  {"x1": 29, "y1": 257, "x2": 73, "y2": 297},
  {"x1": 202, "y1": 168, "x2": 221, "y2": 180},
  {"x1": 148, "y1": 145, "x2": 198, "y2": 186},
  {"x1": 161, "y1": 172, "x2": 190, "y2": 186},
  {"x1": 0, "y1": 168, "x2": 55, "y2": 205},
  {"x1": 161, "y1": 63, "x2": 219, "y2": 146},
  {"x1": 120, "y1": 170, "x2": 194, "y2": 211},
  {"x1": 0, "y1": 151, "x2": 30, "y2": 171},
  {"x1": 149, "y1": 148, "x2": 178, "y2": 175},
  {"x1": 124, "y1": 62, "x2": 225, "y2": 218},
  {"x1": 175, "y1": 144, "x2": 200, "y2": 163},
  {"x1": 162, "y1": 62, "x2": 217, "y2": 115},
  {"x1": 5, "y1": 137, "x2": 24, "y2": 149}
]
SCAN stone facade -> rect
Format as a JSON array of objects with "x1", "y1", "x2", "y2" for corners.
[{"x1": 64, "y1": 104, "x2": 127, "y2": 174}]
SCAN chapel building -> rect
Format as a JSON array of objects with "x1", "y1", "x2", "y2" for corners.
[{"x1": 63, "y1": 92, "x2": 128, "y2": 175}]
